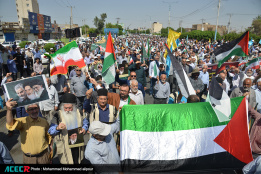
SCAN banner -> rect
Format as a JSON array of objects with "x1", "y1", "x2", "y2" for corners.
[
  {"x1": 43, "y1": 15, "x2": 52, "y2": 33},
  {"x1": 28, "y1": 12, "x2": 39, "y2": 33},
  {"x1": 37, "y1": 14, "x2": 44, "y2": 34}
]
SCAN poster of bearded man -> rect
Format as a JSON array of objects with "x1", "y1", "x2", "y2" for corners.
[{"x1": 3, "y1": 75, "x2": 50, "y2": 107}]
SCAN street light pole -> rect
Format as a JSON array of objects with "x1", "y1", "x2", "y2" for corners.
[{"x1": 214, "y1": 0, "x2": 221, "y2": 41}]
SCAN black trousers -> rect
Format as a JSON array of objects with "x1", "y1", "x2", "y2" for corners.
[{"x1": 154, "y1": 98, "x2": 167, "y2": 104}]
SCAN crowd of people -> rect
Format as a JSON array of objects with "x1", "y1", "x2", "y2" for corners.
[{"x1": 0, "y1": 35, "x2": 261, "y2": 172}]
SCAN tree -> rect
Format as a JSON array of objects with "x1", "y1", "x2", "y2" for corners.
[
  {"x1": 93, "y1": 13, "x2": 107, "y2": 34},
  {"x1": 160, "y1": 27, "x2": 174, "y2": 37},
  {"x1": 251, "y1": 15, "x2": 261, "y2": 36},
  {"x1": 88, "y1": 28, "x2": 97, "y2": 34},
  {"x1": 81, "y1": 25, "x2": 89, "y2": 35},
  {"x1": 176, "y1": 27, "x2": 186, "y2": 33}
]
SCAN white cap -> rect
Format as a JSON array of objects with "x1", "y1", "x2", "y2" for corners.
[
  {"x1": 89, "y1": 121, "x2": 111, "y2": 136},
  {"x1": 97, "y1": 54, "x2": 101, "y2": 57}
]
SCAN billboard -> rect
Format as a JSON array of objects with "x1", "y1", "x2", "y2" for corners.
[
  {"x1": 28, "y1": 12, "x2": 39, "y2": 33},
  {"x1": 43, "y1": 15, "x2": 52, "y2": 33},
  {"x1": 37, "y1": 14, "x2": 44, "y2": 33},
  {"x1": 28, "y1": 12, "x2": 52, "y2": 34}
]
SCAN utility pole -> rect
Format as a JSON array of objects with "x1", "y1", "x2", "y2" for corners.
[
  {"x1": 214, "y1": 0, "x2": 221, "y2": 41},
  {"x1": 179, "y1": 20, "x2": 183, "y2": 32},
  {"x1": 200, "y1": 18, "x2": 205, "y2": 31},
  {"x1": 162, "y1": 1, "x2": 178, "y2": 34},
  {"x1": 67, "y1": 6, "x2": 75, "y2": 40},
  {"x1": 116, "y1": 18, "x2": 120, "y2": 25},
  {"x1": 227, "y1": 13, "x2": 232, "y2": 34}
]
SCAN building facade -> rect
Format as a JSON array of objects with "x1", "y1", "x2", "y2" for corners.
[
  {"x1": 191, "y1": 23, "x2": 227, "y2": 36},
  {"x1": 151, "y1": 22, "x2": 162, "y2": 34},
  {"x1": 16, "y1": 0, "x2": 39, "y2": 28}
]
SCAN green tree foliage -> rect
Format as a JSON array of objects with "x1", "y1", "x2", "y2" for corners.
[
  {"x1": 88, "y1": 28, "x2": 97, "y2": 34},
  {"x1": 44, "y1": 43, "x2": 55, "y2": 52},
  {"x1": 160, "y1": 27, "x2": 174, "y2": 37},
  {"x1": 251, "y1": 15, "x2": 261, "y2": 36},
  {"x1": 93, "y1": 13, "x2": 107, "y2": 34},
  {"x1": 176, "y1": 27, "x2": 186, "y2": 33},
  {"x1": 105, "y1": 23, "x2": 124, "y2": 35},
  {"x1": 19, "y1": 41, "x2": 27, "y2": 48},
  {"x1": 180, "y1": 30, "x2": 221, "y2": 41},
  {"x1": 81, "y1": 25, "x2": 89, "y2": 35}
]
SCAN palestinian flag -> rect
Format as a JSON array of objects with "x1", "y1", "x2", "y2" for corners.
[
  {"x1": 246, "y1": 57, "x2": 260, "y2": 69},
  {"x1": 214, "y1": 31, "x2": 249, "y2": 67},
  {"x1": 166, "y1": 44, "x2": 195, "y2": 98},
  {"x1": 45, "y1": 41, "x2": 85, "y2": 76},
  {"x1": 120, "y1": 97, "x2": 253, "y2": 172},
  {"x1": 102, "y1": 32, "x2": 116, "y2": 85}
]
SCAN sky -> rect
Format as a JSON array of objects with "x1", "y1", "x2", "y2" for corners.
[{"x1": 0, "y1": 0, "x2": 260, "y2": 32}]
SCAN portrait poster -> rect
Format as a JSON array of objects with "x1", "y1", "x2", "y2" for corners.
[
  {"x1": 3, "y1": 75, "x2": 50, "y2": 107},
  {"x1": 68, "y1": 128, "x2": 84, "y2": 148}
]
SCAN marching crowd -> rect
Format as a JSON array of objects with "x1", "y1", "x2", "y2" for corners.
[{"x1": 0, "y1": 35, "x2": 261, "y2": 172}]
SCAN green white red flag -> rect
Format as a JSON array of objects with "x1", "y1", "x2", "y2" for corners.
[
  {"x1": 45, "y1": 41, "x2": 85, "y2": 76},
  {"x1": 246, "y1": 57, "x2": 261, "y2": 69},
  {"x1": 102, "y1": 32, "x2": 116, "y2": 85}
]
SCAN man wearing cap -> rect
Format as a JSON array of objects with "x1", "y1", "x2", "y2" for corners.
[
  {"x1": 189, "y1": 68, "x2": 204, "y2": 99},
  {"x1": 154, "y1": 72, "x2": 170, "y2": 104},
  {"x1": 70, "y1": 67, "x2": 88, "y2": 113},
  {"x1": 85, "y1": 119, "x2": 120, "y2": 166},
  {"x1": 48, "y1": 93, "x2": 88, "y2": 164},
  {"x1": 84, "y1": 88, "x2": 117, "y2": 124},
  {"x1": 181, "y1": 57, "x2": 193, "y2": 75},
  {"x1": 6, "y1": 99, "x2": 52, "y2": 164}
]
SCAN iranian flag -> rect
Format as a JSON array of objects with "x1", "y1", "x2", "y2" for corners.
[
  {"x1": 214, "y1": 31, "x2": 249, "y2": 67},
  {"x1": 46, "y1": 41, "x2": 85, "y2": 76},
  {"x1": 246, "y1": 57, "x2": 260, "y2": 69},
  {"x1": 120, "y1": 97, "x2": 253, "y2": 172},
  {"x1": 102, "y1": 32, "x2": 116, "y2": 84}
]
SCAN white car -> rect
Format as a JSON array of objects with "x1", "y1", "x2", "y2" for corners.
[
  {"x1": 2, "y1": 42, "x2": 14, "y2": 47},
  {"x1": 38, "y1": 39, "x2": 47, "y2": 45},
  {"x1": 47, "y1": 39, "x2": 57, "y2": 44}
]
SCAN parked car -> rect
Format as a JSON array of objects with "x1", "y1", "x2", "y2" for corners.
[
  {"x1": 2, "y1": 42, "x2": 14, "y2": 47},
  {"x1": 37, "y1": 39, "x2": 47, "y2": 45},
  {"x1": 47, "y1": 39, "x2": 57, "y2": 44},
  {"x1": 15, "y1": 40, "x2": 21, "y2": 45}
]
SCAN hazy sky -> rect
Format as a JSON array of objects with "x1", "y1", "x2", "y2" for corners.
[{"x1": 0, "y1": 0, "x2": 260, "y2": 32}]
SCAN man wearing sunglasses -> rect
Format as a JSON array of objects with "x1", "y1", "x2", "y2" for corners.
[
  {"x1": 5, "y1": 100, "x2": 52, "y2": 164},
  {"x1": 115, "y1": 70, "x2": 145, "y2": 98},
  {"x1": 70, "y1": 67, "x2": 88, "y2": 114}
]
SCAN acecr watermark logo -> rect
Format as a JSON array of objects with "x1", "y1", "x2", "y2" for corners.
[{"x1": 4, "y1": 166, "x2": 30, "y2": 172}]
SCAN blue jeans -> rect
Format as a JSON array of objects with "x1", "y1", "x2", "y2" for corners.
[{"x1": 149, "y1": 78, "x2": 157, "y2": 95}]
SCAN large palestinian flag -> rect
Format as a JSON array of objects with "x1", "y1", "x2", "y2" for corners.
[
  {"x1": 45, "y1": 41, "x2": 85, "y2": 76},
  {"x1": 214, "y1": 31, "x2": 249, "y2": 67},
  {"x1": 120, "y1": 97, "x2": 253, "y2": 172}
]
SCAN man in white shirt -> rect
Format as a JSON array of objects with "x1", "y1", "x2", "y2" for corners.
[{"x1": 129, "y1": 79, "x2": 144, "y2": 105}]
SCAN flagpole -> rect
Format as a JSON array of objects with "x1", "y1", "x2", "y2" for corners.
[{"x1": 214, "y1": 0, "x2": 221, "y2": 41}]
